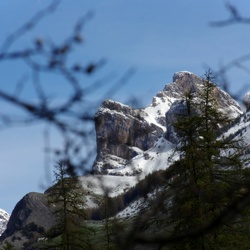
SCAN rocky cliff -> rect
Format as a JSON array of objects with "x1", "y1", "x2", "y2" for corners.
[
  {"x1": 165, "y1": 72, "x2": 242, "y2": 143},
  {"x1": 0, "y1": 192, "x2": 55, "y2": 248},
  {"x1": 93, "y1": 71, "x2": 242, "y2": 174},
  {"x1": 93, "y1": 100, "x2": 164, "y2": 174}
]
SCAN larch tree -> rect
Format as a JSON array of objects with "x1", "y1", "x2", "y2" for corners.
[
  {"x1": 165, "y1": 70, "x2": 250, "y2": 249},
  {"x1": 45, "y1": 161, "x2": 94, "y2": 250}
]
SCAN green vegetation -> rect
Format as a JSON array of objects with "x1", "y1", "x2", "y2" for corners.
[
  {"x1": 21, "y1": 222, "x2": 44, "y2": 240},
  {"x1": 44, "y1": 161, "x2": 95, "y2": 249},
  {"x1": 13, "y1": 70, "x2": 250, "y2": 249},
  {"x1": 162, "y1": 71, "x2": 250, "y2": 249},
  {"x1": 0, "y1": 242, "x2": 15, "y2": 250}
]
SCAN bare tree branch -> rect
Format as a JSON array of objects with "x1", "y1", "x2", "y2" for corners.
[
  {"x1": 210, "y1": 2, "x2": 250, "y2": 27},
  {"x1": 0, "y1": 0, "x2": 61, "y2": 53}
]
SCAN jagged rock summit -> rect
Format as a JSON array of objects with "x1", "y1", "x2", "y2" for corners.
[
  {"x1": 0, "y1": 209, "x2": 10, "y2": 236},
  {"x1": 93, "y1": 99, "x2": 164, "y2": 174},
  {"x1": 93, "y1": 71, "x2": 242, "y2": 175}
]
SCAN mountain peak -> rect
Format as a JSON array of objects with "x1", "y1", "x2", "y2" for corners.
[
  {"x1": 92, "y1": 71, "x2": 242, "y2": 175},
  {"x1": 172, "y1": 71, "x2": 195, "y2": 82}
]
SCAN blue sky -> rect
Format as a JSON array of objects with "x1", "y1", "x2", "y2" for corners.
[{"x1": 0, "y1": 0, "x2": 250, "y2": 214}]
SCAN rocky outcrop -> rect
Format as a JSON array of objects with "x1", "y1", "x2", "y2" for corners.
[
  {"x1": 243, "y1": 92, "x2": 250, "y2": 112},
  {"x1": 165, "y1": 71, "x2": 241, "y2": 118},
  {"x1": 165, "y1": 100, "x2": 188, "y2": 143},
  {"x1": 164, "y1": 71, "x2": 203, "y2": 98},
  {"x1": 0, "y1": 192, "x2": 55, "y2": 248},
  {"x1": 165, "y1": 72, "x2": 242, "y2": 143},
  {"x1": 93, "y1": 100, "x2": 164, "y2": 173}
]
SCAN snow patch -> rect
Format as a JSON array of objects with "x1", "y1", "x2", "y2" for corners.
[
  {"x1": 0, "y1": 208, "x2": 10, "y2": 236},
  {"x1": 108, "y1": 137, "x2": 176, "y2": 177},
  {"x1": 79, "y1": 175, "x2": 138, "y2": 198},
  {"x1": 144, "y1": 96, "x2": 176, "y2": 131},
  {"x1": 116, "y1": 197, "x2": 146, "y2": 219}
]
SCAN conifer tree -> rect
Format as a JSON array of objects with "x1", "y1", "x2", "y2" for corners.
[
  {"x1": 45, "y1": 161, "x2": 94, "y2": 250},
  {"x1": 166, "y1": 70, "x2": 250, "y2": 249},
  {"x1": 0, "y1": 242, "x2": 15, "y2": 250},
  {"x1": 101, "y1": 193, "x2": 115, "y2": 250}
]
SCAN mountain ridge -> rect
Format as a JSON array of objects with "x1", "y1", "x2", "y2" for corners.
[
  {"x1": 93, "y1": 71, "x2": 242, "y2": 176},
  {"x1": 1, "y1": 71, "x2": 248, "y2": 248}
]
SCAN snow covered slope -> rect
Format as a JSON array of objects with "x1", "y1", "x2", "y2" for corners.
[
  {"x1": 107, "y1": 136, "x2": 177, "y2": 177},
  {"x1": 0, "y1": 209, "x2": 10, "y2": 236},
  {"x1": 79, "y1": 137, "x2": 176, "y2": 205},
  {"x1": 79, "y1": 175, "x2": 138, "y2": 198},
  {"x1": 221, "y1": 111, "x2": 250, "y2": 167}
]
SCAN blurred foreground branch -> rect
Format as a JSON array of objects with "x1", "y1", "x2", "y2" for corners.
[
  {"x1": 0, "y1": 1, "x2": 134, "y2": 175},
  {"x1": 210, "y1": 2, "x2": 250, "y2": 27},
  {"x1": 209, "y1": 2, "x2": 250, "y2": 101}
]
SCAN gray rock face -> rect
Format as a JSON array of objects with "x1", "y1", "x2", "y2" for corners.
[
  {"x1": 165, "y1": 100, "x2": 188, "y2": 143},
  {"x1": 165, "y1": 72, "x2": 242, "y2": 143},
  {"x1": 243, "y1": 92, "x2": 250, "y2": 112},
  {"x1": 0, "y1": 192, "x2": 55, "y2": 243},
  {"x1": 93, "y1": 100, "x2": 164, "y2": 173},
  {"x1": 164, "y1": 71, "x2": 203, "y2": 98},
  {"x1": 165, "y1": 71, "x2": 241, "y2": 116}
]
